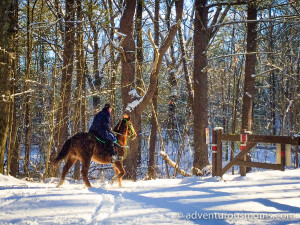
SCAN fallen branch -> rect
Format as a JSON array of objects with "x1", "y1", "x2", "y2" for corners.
[{"x1": 160, "y1": 151, "x2": 192, "y2": 177}]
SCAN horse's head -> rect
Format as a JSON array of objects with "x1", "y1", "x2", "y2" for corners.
[{"x1": 114, "y1": 114, "x2": 137, "y2": 140}]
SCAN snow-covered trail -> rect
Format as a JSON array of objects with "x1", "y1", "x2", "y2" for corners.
[{"x1": 1, "y1": 169, "x2": 300, "y2": 225}]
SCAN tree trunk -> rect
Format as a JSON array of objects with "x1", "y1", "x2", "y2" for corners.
[
  {"x1": 119, "y1": 0, "x2": 137, "y2": 180},
  {"x1": 166, "y1": 0, "x2": 178, "y2": 140},
  {"x1": 24, "y1": 0, "x2": 34, "y2": 177},
  {"x1": 268, "y1": 8, "x2": 276, "y2": 135},
  {"x1": 73, "y1": 0, "x2": 84, "y2": 180},
  {"x1": 178, "y1": 27, "x2": 194, "y2": 108},
  {"x1": 9, "y1": 97, "x2": 18, "y2": 177},
  {"x1": 147, "y1": 0, "x2": 159, "y2": 180},
  {"x1": 123, "y1": 0, "x2": 183, "y2": 180},
  {"x1": 240, "y1": 2, "x2": 257, "y2": 175},
  {"x1": 55, "y1": 0, "x2": 75, "y2": 166},
  {"x1": 108, "y1": 0, "x2": 117, "y2": 124},
  {"x1": 230, "y1": 9, "x2": 237, "y2": 174},
  {"x1": 135, "y1": 0, "x2": 143, "y2": 166},
  {"x1": 0, "y1": 48, "x2": 13, "y2": 174},
  {"x1": 174, "y1": 107, "x2": 192, "y2": 177},
  {"x1": 86, "y1": 1, "x2": 101, "y2": 111},
  {"x1": 295, "y1": 40, "x2": 299, "y2": 168},
  {"x1": 0, "y1": 0, "x2": 18, "y2": 175},
  {"x1": 193, "y1": 0, "x2": 209, "y2": 175},
  {"x1": 43, "y1": 50, "x2": 57, "y2": 181},
  {"x1": 92, "y1": 32, "x2": 100, "y2": 110},
  {"x1": 241, "y1": 2, "x2": 257, "y2": 132}
]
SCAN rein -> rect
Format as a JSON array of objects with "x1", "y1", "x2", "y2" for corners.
[
  {"x1": 125, "y1": 119, "x2": 135, "y2": 138},
  {"x1": 112, "y1": 119, "x2": 135, "y2": 138},
  {"x1": 112, "y1": 119, "x2": 135, "y2": 159}
]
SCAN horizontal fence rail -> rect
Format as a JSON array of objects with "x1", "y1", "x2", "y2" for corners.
[{"x1": 210, "y1": 128, "x2": 300, "y2": 177}]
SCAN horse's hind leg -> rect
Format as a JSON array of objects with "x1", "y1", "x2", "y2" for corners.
[
  {"x1": 57, "y1": 157, "x2": 77, "y2": 187},
  {"x1": 81, "y1": 158, "x2": 92, "y2": 188}
]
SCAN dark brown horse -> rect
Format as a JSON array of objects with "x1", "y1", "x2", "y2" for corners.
[{"x1": 52, "y1": 114, "x2": 136, "y2": 188}]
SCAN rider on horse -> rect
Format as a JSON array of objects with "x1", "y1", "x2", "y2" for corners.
[{"x1": 89, "y1": 103, "x2": 122, "y2": 163}]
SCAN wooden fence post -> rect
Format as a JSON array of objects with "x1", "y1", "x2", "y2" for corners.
[
  {"x1": 296, "y1": 145, "x2": 299, "y2": 168},
  {"x1": 240, "y1": 129, "x2": 247, "y2": 176},
  {"x1": 212, "y1": 129, "x2": 217, "y2": 176},
  {"x1": 286, "y1": 144, "x2": 291, "y2": 167},
  {"x1": 212, "y1": 127, "x2": 223, "y2": 176},
  {"x1": 281, "y1": 144, "x2": 286, "y2": 171},
  {"x1": 216, "y1": 128, "x2": 223, "y2": 176},
  {"x1": 276, "y1": 144, "x2": 281, "y2": 164}
]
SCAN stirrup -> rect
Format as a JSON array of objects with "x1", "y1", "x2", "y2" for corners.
[{"x1": 111, "y1": 154, "x2": 123, "y2": 163}]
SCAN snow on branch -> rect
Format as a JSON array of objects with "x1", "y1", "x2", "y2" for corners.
[
  {"x1": 129, "y1": 89, "x2": 141, "y2": 98},
  {"x1": 124, "y1": 0, "x2": 183, "y2": 116},
  {"x1": 126, "y1": 99, "x2": 142, "y2": 112},
  {"x1": 160, "y1": 151, "x2": 192, "y2": 177},
  {"x1": 251, "y1": 68, "x2": 278, "y2": 78},
  {"x1": 1, "y1": 89, "x2": 35, "y2": 102}
]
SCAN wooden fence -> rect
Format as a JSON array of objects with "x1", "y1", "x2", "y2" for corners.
[{"x1": 211, "y1": 128, "x2": 300, "y2": 177}]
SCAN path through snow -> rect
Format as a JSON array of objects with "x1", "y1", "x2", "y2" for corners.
[{"x1": 1, "y1": 169, "x2": 300, "y2": 224}]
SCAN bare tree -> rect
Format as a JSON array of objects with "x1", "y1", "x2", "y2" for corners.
[
  {"x1": 193, "y1": 0, "x2": 209, "y2": 174},
  {"x1": 240, "y1": 1, "x2": 257, "y2": 175},
  {"x1": 241, "y1": 2, "x2": 257, "y2": 133},
  {"x1": 147, "y1": 0, "x2": 160, "y2": 180},
  {"x1": 73, "y1": 0, "x2": 85, "y2": 180},
  {"x1": 54, "y1": 0, "x2": 76, "y2": 167},
  {"x1": 0, "y1": 0, "x2": 18, "y2": 174},
  {"x1": 118, "y1": 0, "x2": 137, "y2": 180},
  {"x1": 135, "y1": 0, "x2": 144, "y2": 165},
  {"x1": 121, "y1": 0, "x2": 184, "y2": 180}
]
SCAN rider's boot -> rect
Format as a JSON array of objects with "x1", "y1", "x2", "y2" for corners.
[{"x1": 110, "y1": 143, "x2": 123, "y2": 163}]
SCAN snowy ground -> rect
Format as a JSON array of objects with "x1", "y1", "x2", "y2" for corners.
[{"x1": 1, "y1": 169, "x2": 300, "y2": 225}]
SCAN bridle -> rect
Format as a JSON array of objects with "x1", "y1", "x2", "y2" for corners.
[
  {"x1": 125, "y1": 119, "x2": 136, "y2": 139},
  {"x1": 112, "y1": 118, "x2": 136, "y2": 159},
  {"x1": 113, "y1": 119, "x2": 136, "y2": 140}
]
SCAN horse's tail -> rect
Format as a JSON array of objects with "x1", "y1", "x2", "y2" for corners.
[{"x1": 52, "y1": 138, "x2": 72, "y2": 166}]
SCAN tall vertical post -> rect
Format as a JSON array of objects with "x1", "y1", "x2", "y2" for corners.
[
  {"x1": 296, "y1": 145, "x2": 299, "y2": 168},
  {"x1": 281, "y1": 144, "x2": 286, "y2": 171},
  {"x1": 276, "y1": 143, "x2": 281, "y2": 164},
  {"x1": 285, "y1": 144, "x2": 291, "y2": 167},
  {"x1": 216, "y1": 128, "x2": 223, "y2": 176},
  {"x1": 211, "y1": 129, "x2": 217, "y2": 176},
  {"x1": 240, "y1": 129, "x2": 247, "y2": 176}
]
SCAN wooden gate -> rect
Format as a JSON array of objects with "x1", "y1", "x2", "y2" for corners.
[{"x1": 210, "y1": 128, "x2": 300, "y2": 177}]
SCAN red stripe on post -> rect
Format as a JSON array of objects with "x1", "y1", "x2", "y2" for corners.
[
  {"x1": 240, "y1": 134, "x2": 247, "y2": 143},
  {"x1": 240, "y1": 143, "x2": 246, "y2": 151},
  {"x1": 212, "y1": 144, "x2": 217, "y2": 152}
]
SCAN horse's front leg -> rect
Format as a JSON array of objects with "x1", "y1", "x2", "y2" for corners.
[
  {"x1": 109, "y1": 175, "x2": 118, "y2": 185},
  {"x1": 111, "y1": 161, "x2": 125, "y2": 187}
]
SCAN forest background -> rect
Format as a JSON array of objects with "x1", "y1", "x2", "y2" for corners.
[{"x1": 0, "y1": 0, "x2": 299, "y2": 182}]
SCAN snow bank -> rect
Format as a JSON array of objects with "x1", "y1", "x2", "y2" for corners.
[{"x1": 1, "y1": 169, "x2": 300, "y2": 224}]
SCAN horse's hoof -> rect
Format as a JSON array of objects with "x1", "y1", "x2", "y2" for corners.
[
  {"x1": 109, "y1": 180, "x2": 114, "y2": 185},
  {"x1": 109, "y1": 175, "x2": 118, "y2": 185},
  {"x1": 57, "y1": 181, "x2": 64, "y2": 188}
]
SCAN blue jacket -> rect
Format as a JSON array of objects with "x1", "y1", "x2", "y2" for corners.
[{"x1": 89, "y1": 109, "x2": 111, "y2": 140}]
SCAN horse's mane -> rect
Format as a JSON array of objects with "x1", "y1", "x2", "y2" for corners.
[{"x1": 113, "y1": 119, "x2": 124, "y2": 132}]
